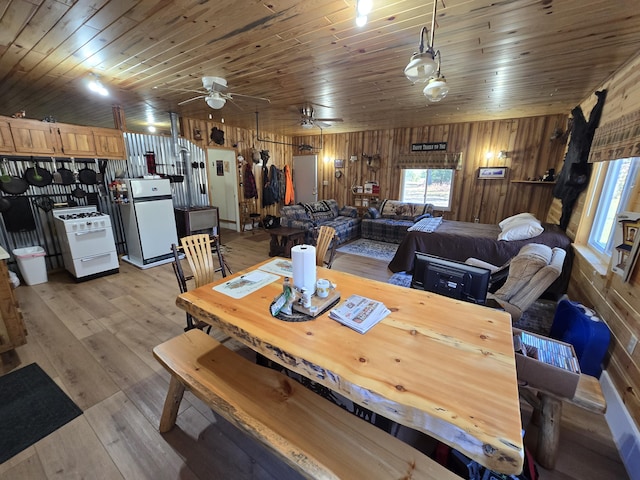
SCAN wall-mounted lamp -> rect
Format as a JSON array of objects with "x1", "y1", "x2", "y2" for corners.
[{"x1": 497, "y1": 150, "x2": 509, "y2": 160}]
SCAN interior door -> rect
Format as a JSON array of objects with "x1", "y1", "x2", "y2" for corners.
[
  {"x1": 293, "y1": 154, "x2": 317, "y2": 203},
  {"x1": 207, "y1": 147, "x2": 240, "y2": 231}
]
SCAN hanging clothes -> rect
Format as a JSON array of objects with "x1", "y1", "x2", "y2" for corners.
[
  {"x1": 268, "y1": 164, "x2": 280, "y2": 204},
  {"x1": 243, "y1": 163, "x2": 258, "y2": 199},
  {"x1": 262, "y1": 163, "x2": 276, "y2": 207},
  {"x1": 277, "y1": 168, "x2": 286, "y2": 203},
  {"x1": 284, "y1": 165, "x2": 295, "y2": 205}
]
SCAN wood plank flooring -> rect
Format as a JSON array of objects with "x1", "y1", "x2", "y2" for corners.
[{"x1": 0, "y1": 229, "x2": 630, "y2": 479}]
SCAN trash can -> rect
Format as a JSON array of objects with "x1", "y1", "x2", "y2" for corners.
[{"x1": 13, "y1": 246, "x2": 48, "y2": 286}]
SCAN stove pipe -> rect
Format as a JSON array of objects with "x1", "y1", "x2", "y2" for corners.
[{"x1": 168, "y1": 112, "x2": 194, "y2": 207}]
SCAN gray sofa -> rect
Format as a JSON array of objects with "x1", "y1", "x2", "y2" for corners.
[
  {"x1": 361, "y1": 199, "x2": 434, "y2": 244},
  {"x1": 279, "y1": 199, "x2": 361, "y2": 245}
]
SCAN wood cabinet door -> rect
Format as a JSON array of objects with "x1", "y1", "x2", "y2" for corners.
[
  {"x1": 93, "y1": 128, "x2": 126, "y2": 159},
  {"x1": 0, "y1": 120, "x2": 14, "y2": 153},
  {"x1": 9, "y1": 119, "x2": 57, "y2": 154},
  {"x1": 58, "y1": 125, "x2": 97, "y2": 157}
]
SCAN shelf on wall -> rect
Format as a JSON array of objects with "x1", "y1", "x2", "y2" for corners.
[{"x1": 511, "y1": 181, "x2": 556, "y2": 185}]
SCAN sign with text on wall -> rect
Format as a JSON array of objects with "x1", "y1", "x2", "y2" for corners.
[{"x1": 411, "y1": 142, "x2": 448, "y2": 152}]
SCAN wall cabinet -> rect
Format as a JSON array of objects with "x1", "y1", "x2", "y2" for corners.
[
  {"x1": 0, "y1": 120, "x2": 14, "y2": 153},
  {"x1": 93, "y1": 127, "x2": 126, "y2": 159},
  {"x1": 1, "y1": 115, "x2": 126, "y2": 159},
  {"x1": 9, "y1": 118, "x2": 57, "y2": 154},
  {"x1": 57, "y1": 124, "x2": 97, "y2": 157}
]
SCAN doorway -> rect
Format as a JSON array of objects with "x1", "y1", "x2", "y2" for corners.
[
  {"x1": 293, "y1": 154, "x2": 318, "y2": 203},
  {"x1": 207, "y1": 147, "x2": 240, "y2": 231}
]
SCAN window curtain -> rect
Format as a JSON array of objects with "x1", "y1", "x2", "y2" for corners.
[
  {"x1": 589, "y1": 110, "x2": 640, "y2": 162},
  {"x1": 395, "y1": 152, "x2": 463, "y2": 169}
]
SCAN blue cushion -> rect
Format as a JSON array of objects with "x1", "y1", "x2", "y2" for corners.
[{"x1": 368, "y1": 207, "x2": 381, "y2": 219}]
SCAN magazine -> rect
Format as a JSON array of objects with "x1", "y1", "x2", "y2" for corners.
[{"x1": 329, "y1": 294, "x2": 390, "y2": 334}]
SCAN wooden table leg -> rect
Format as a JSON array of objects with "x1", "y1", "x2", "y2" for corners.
[{"x1": 536, "y1": 393, "x2": 562, "y2": 469}]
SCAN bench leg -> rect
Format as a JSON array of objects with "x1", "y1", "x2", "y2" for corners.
[
  {"x1": 159, "y1": 376, "x2": 186, "y2": 433},
  {"x1": 536, "y1": 393, "x2": 562, "y2": 469}
]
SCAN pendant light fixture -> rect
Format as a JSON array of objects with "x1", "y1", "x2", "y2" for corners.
[
  {"x1": 423, "y1": 51, "x2": 449, "y2": 102},
  {"x1": 404, "y1": 0, "x2": 447, "y2": 98}
]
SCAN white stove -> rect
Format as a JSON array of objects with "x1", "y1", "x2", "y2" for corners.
[{"x1": 53, "y1": 206, "x2": 119, "y2": 280}]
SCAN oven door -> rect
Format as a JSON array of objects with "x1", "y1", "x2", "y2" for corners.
[{"x1": 66, "y1": 227, "x2": 116, "y2": 259}]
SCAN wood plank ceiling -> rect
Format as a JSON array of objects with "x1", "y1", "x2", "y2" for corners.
[{"x1": 1, "y1": 0, "x2": 639, "y2": 136}]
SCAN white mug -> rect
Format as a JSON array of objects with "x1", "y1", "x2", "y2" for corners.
[{"x1": 316, "y1": 279, "x2": 330, "y2": 298}]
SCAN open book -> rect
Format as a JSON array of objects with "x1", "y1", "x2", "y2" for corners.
[{"x1": 329, "y1": 295, "x2": 390, "y2": 334}]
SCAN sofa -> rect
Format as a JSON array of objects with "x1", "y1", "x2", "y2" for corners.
[
  {"x1": 361, "y1": 199, "x2": 434, "y2": 244},
  {"x1": 279, "y1": 199, "x2": 361, "y2": 245}
]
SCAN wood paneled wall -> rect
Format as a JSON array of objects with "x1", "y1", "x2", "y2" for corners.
[
  {"x1": 547, "y1": 52, "x2": 640, "y2": 431},
  {"x1": 180, "y1": 113, "x2": 568, "y2": 225},
  {"x1": 294, "y1": 115, "x2": 568, "y2": 224}
]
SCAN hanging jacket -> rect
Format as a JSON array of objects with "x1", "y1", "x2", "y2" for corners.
[
  {"x1": 284, "y1": 165, "x2": 295, "y2": 205},
  {"x1": 262, "y1": 164, "x2": 276, "y2": 207},
  {"x1": 268, "y1": 164, "x2": 280, "y2": 204},
  {"x1": 244, "y1": 163, "x2": 258, "y2": 199}
]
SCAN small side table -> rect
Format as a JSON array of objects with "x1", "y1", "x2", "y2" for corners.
[{"x1": 268, "y1": 227, "x2": 307, "y2": 257}]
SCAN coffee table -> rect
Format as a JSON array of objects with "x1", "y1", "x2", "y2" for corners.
[{"x1": 267, "y1": 227, "x2": 307, "y2": 257}]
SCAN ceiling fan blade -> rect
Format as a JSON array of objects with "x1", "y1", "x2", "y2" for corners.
[
  {"x1": 227, "y1": 92, "x2": 271, "y2": 103},
  {"x1": 178, "y1": 95, "x2": 206, "y2": 105},
  {"x1": 315, "y1": 117, "x2": 343, "y2": 122}
]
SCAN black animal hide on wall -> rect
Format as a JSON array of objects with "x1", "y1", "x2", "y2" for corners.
[{"x1": 553, "y1": 90, "x2": 607, "y2": 230}]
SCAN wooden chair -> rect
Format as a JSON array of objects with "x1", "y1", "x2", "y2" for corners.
[
  {"x1": 171, "y1": 234, "x2": 231, "y2": 331},
  {"x1": 314, "y1": 225, "x2": 338, "y2": 268},
  {"x1": 239, "y1": 198, "x2": 261, "y2": 233}
]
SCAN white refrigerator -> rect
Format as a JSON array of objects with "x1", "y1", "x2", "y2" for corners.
[{"x1": 121, "y1": 178, "x2": 178, "y2": 268}]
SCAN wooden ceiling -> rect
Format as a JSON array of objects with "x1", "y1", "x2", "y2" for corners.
[{"x1": 1, "y1": 0, "x2": 639, "y2": 136}]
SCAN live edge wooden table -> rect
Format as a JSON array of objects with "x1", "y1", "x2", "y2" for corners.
[{"x1": 176, "y1": 258, "x2": 524, "y2": 475}]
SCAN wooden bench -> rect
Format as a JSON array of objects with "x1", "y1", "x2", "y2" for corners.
[
  {"x1": 153, "y1": 329, "x2": 460, "y2": 480},
  {"x1": 520, "y1": 373, "x2": 606, "y2": 470}
]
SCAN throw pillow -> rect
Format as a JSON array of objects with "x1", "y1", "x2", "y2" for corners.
[
  {"x1": 368, "y1": 207, "x2": 381, "y2": 219},
  {"x1": 499, "y1": 212, "x2": 537, "y2": 230},
  {"x1": 498, "y1": 218, "x2": 544, "y2": 241}
]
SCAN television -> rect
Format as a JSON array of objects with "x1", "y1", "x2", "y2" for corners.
[{"x1": 410, "y1": 252, "x2": 491, "y2": 305}]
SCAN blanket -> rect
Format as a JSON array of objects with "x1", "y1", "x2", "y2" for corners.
[
  {"x1": 388, "y1": 220, "x2": 573, "y2": 297},
  {"x1": 407, "y1": 216, "x2": 443, "y2": 233}
]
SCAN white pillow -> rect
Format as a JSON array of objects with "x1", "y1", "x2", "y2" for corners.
[
  {"x1": 498, "y1": 218, "x2": 544, "y2": 241},
  {"x1": 499, "y1": 212, "x2": 537, "y2": 230}
]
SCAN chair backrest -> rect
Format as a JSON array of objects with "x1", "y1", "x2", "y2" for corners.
[
  {"x1": 180, "y1": 234, "x2": 219, "y2": 288},
  {"x1": 491, "y1": 243, "x2": 566, "y2": 319},
  {"x1": 315, "y1": 225, "x2": 337, "y2": 268}
]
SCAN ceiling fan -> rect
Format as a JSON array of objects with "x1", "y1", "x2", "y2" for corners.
[
  {"x1": 299, "y1": 105, "x2": 343, "y2": 129},
  {"x1": 178, "y1": 77, "x2": 270, "y2": 109}
]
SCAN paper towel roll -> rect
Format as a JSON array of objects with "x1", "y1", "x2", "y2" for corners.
[{"x1": 291, "y1": 244, "x2": 316, "y2": 293}]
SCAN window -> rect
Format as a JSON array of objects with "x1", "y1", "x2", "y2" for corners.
[
  {"x1": 588, "y1": 157, "x2": 639, "y2": 254},
  {"x1": 400, "y1": 168, "x2": 454, "y2": 209}
]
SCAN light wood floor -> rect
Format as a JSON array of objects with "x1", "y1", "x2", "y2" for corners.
[{"x1": 0, "y1": 229, "x2": 630, "y2": 479}]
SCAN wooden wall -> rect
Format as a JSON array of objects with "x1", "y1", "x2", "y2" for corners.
[
  {"x1": 180, "y1": 113, "x2": 568, "y2": 226},
  {"x1": 547, "y1": 52, "x2": 640, "y2": 431}
]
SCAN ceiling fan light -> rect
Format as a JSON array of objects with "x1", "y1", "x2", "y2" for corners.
[
  {"x1": 423, "y1": 76, "x2": 449, "y2": 102},
  {"x1": 404, "y1": 53, "x2": 437, "y2": 83},
  {"x1": 205, "y1": 93, "x2": 226, "y2": 109},
  {"x1": 301, "y1": 122, "x2": 314, "y2": 129}
]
